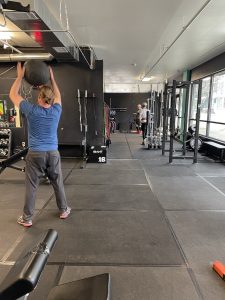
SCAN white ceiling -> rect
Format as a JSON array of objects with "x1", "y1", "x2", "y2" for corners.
[{"x1": 11, "y1": 0, "x2": 225, "y2": 91}]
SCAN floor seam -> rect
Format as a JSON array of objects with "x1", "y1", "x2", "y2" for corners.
[
  {"x1": 196, "y1": 173, "x2": 225, "y2": 198},
  {"x1": 140, "y1": 159, "x2": 205, "y2": 300}
]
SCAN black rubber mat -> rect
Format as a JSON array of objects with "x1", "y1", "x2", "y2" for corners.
[
  {"x1": 0, "y1": 168, "x2": 25, "y2": 184},
  {"x1": 202, "y1": 176, "x2": 225, "y2": 193},
  {"x1": 58, "y1": 266, "x2": 199, "y2": 300},
  {"x1": 0, "y1": 183, "x2": 53, "y2": 210},
  {"x1": 64, "y1": 169, "x2": 147, "y2": 185},
  {"x1": 61, "y1": 158, "x2": 82, "y2": 169},
  {"x1": 87, "y1": 159, "x2": 142, "y2": 170},
  {"x1": 149, "y1": 176, "x2": 225, "y2": 210},
  {"x1": 144, "y1": 164, "x2": 196, "y2": 177},
  {"x1": 190, "y1": 162, "x2": 225, "y2": 176},
  {"x1": 0, "y1": 265, "x2": 11, "y2": 283},
  {"x1": 0, "y1": 209, "x2": 26, "y2": 260},
  {"x1": 107, "y1": 148, "x2": 132, "y2": 159},
  {"x1": 46, "y1": 184, "x2": 162, "y2": 211},
  {"x1": 167, "y1": 211, "x2": 225, "y2": 300},
  {"x1": 10, "y1": 211, "x2": 184, "y2": 265}
]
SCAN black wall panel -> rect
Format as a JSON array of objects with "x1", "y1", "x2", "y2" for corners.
[{"x1": 104, "y1": 93, "x2": 150, "y2": 131}]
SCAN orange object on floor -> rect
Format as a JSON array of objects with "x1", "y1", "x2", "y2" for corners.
[{"x1": 212, "y1": 261, "x2": 225, "y2": 279}]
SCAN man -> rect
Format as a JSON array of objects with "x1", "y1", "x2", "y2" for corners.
[
  {"x1": 9, "y1": 62, "x2": 70, "y2": 227},
  {"x1": 135, "y1": 104, "x2": 142, "y2": 134},
  {"x1": 140, "y1": 102, "x2": 149, "y2": 145}
]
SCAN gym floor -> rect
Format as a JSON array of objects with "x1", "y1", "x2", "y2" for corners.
[{"x1": 1, "y1": 133, "x2": 225, "y2": 299}]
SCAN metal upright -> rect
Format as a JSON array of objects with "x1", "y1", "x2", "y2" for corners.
[
  {"x1": 162, "y1": 83, "x2": 172, "y2": 155},
  {"x1": 193, "y1": 80, "x2": 202, "y2": 163},
  {"x1": 168, "y1": 80, "x2": 202, "y2": 163}
]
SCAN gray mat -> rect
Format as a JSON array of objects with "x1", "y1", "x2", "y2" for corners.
[
  {"x1": 28, "y1": 266, "x2": 59, "y2": 300},
  {"x1": 87, "y1": 159, "x2": 142, "y2": 170},
  {"x1": 64, "y1": 169, "x2": 147, "y2": 185},
  {"x1": 0, "y1": 183, "x2": 53, "y2": 209},
  {"x1": 190, "y1": 162, "x2": 225, "y2": 176},
  {"x1": 59, "y1": 266, "x2": 199, "y2": 300},
  {"x1": 202, "y1": 176, "x2": 225, "y2": 193},
  {"x1": 0, "y1": 209, "x2": 26, "y2": 260},
  {"x1": 10, "y1": 211, "x2": 184, "y2": 265},
  {"x1": 46, "y1": 184, "x2": 162, "y2": 211},
  {"x1": 166, "y1": 211, "x2": 225, "y2": 299},
  {"x1": 0, "y1": 265, "x2": 11, "y2": 283},
  {"x1": 149, "y1": 176, "x2": 225, "y2": 210},
  {"x1": 107, "y1": 147, "x2": 132, "y2": 159},
  {"x1": 61, "y1": 158, "x2": 82, "y2": 169},
  {"x1": 0, "y1": 168, "x2": 25, "y2": 184},
  {"x1": 144, "y1": 164, "x2": 196, "y2": 177},
  {"x1": 0, "y1": 167, "x2": 71, "y2": 184}
]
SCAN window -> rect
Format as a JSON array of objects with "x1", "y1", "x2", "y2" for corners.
[
  {"x1": 208, "y1": 123, "x2": 225, "y2": 141},
  {"x1": 199, "y1": 121, "x2": 207, "y2": 136},
  {"x1": 200, "y1": 77, "x2": 211, "y2": 121},
  {"x1": 210, "y1": 71, "x2": 225, "y2": 123},
  {"x1": 190, "y1": 84, "x2": 199, "y2": 120}
]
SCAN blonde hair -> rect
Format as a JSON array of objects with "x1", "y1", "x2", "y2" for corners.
[{"x1": 38, "y1": 85, "x2": 54, "y2": 105}]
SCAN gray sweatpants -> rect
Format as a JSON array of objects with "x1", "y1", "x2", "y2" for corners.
[{"x1": 23, "y1": 150, "x2": 68, "y2": 221}]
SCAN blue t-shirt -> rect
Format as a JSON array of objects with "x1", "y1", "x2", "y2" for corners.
[{"x1": 20, "y1": 100, "x2": 62, "y2": 151}]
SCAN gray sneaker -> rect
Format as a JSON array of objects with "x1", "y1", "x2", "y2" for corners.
[
  {"x1": 60, "y1": 207, "x2": 71, "y2": 219},
  {"x1": 17, "y1": 216, "x2": 32, "y2": 227}
]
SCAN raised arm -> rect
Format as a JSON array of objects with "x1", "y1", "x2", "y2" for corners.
[
  {"x1": 9, "y1": 62, "x2": 25, "y2": 108},
  {"x1": 49, "y1": 67, "x2": 61, "y2": 105}
]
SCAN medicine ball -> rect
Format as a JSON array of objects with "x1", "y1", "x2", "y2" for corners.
[{"x1": 24, "y1": 60, "x2": 50, "y2": 86}]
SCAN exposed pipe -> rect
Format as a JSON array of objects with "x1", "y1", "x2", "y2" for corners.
[
  {"x1": 142, "y1": 0, "x2": 213, "y2": 80},
  {"x1": 0, "y1": 53, "x2": 53, "y2": 61}
]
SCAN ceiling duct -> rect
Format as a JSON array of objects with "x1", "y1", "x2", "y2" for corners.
[{"x1": 4, "y1": 0, "x2": 79, "y2": 62}]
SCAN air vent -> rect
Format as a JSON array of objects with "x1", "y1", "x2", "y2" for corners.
[
  {"x1": 52, "y1": 47, "x2": 69, "y2": 53},
  {"x1": 5, "y1": 11, "x2": 39, "y2": 20}
]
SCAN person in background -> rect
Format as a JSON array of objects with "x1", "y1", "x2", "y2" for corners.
[
  {"x1": 9, "y1": 62, "x2": 71, "y2": 227},
  {"x1": 135, "y1": 104, "x2": 142, "y2": 134},
  {"x1": 140, "y1": 102, "x2": 149, "y2": 145}
]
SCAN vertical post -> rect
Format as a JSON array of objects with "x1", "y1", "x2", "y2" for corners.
[
  {"x1": 206, "y1": 76, "x2": 213, "y2": 137},
  {"x1": 193, "y1": 80, "x2": 202, "y2": 163},
  {"x1": 162, "y1": 84, "x2": 167, "y2": 155},
  {"x1": 182, "y1": 84, "x2": 190, "y2": 155},
  {"x1": 83, "y1": 90, "x2": 88, "y2": 165},
  {"x1": 169, "y1": 80, "x2": 177, "y2": 163}
]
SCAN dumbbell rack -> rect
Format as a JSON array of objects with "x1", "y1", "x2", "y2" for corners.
[{"x1": 0, "y1": 129, "x2": 11, "y2": 159}]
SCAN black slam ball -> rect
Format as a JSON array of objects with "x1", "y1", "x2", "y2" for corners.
[{"x1": 24, "y1": 60, "x2": 50, "y2": 86}]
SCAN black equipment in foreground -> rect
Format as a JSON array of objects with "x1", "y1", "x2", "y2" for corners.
[
  {"x1": 0, "y1": 229, "x2": 58, "y2": 300},
  {"x1": 0, "y1": 228, "x2": 111, "y2": 300},
  {"x1": 47, "y1": 273, "x2": 111, "y2": 300},
  {"x1": 24, "y1": 60, "x2": 50, "y2": 86},
  {"x1": 0, "y1": 147, "x2": 28, "y2": 174}
]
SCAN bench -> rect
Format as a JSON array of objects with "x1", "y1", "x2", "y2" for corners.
[
  {"x1": 0, "y1": 229, "x2": 58, "y2": 300},
  {"x1": 0, "y1": 229, "x2": 111, "y2": 300},
  {"x1": 203, "y1": 141, "x2": 225, "y2": 161}
]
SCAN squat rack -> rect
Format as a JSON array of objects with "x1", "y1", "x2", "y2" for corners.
[{"x1": 162, "y1": 79, "x2": 202, "y2": 163}]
